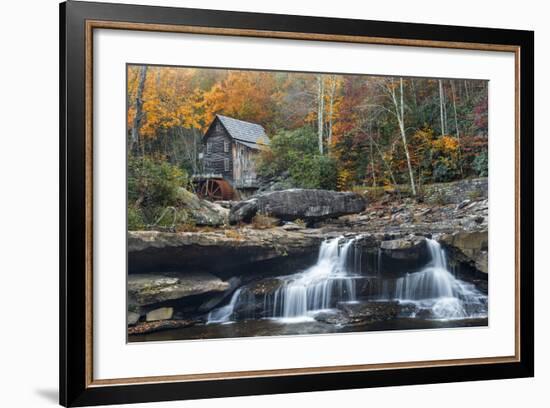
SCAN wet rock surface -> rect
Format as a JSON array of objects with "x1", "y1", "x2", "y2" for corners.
[
  {"x1": 128, "y1": 178, "x2": 489, "y2": 337},
  {"x1": 315, "y1": 301, "x2": 401, "y2": 326}
]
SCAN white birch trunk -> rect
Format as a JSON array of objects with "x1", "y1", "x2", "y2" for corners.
[
  {"x1": 317, "y1": 75, "x2": 325, "y2": 154},
  {"x1": 388, "y1": 78, "x2": 416, "y2": 196},
  {"x1": 439, "y1": 79, "x2": 446, "y2": 135},
  {"x1": 327, "y1": 76, "x2": 336, "y2": 152}
]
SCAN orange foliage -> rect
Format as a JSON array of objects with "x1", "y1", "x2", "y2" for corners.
[{"x1": 202, "y1": 71, "x2": 277, "y2": 128}]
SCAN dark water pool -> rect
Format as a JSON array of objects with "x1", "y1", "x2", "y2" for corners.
[{"x1": 128, "y1": 317, "x2": 488, "y2": 343}]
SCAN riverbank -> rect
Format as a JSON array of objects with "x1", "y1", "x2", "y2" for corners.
[{"x1": 127, "y1": 178, "x2": 488, "y2": 339}]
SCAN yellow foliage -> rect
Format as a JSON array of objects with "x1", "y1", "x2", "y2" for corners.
[
  {"x1": 127, "y1": 65, "x2": 209, "y2": 138},
  {"x1": 432, "y1": 135, "x2": 459, "y2": 154},
  {"x1": 337, "y1": 168, "x2": 354, "y2": 191}
]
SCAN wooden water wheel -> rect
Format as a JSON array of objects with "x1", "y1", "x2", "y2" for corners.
[{"x1": 198, "y1": 179, "x2": 233, "y2": 201}]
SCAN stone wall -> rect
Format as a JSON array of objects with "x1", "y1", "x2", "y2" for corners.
[{"x1": 422, "y1": 178, "x2": 488, "y2": 205}]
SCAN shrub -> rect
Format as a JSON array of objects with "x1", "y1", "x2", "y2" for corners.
[
  {"x1": 127, "y1": 157, "x2": 189, "y2": 228},
  {"x1": 432, "y1": 157, "x2": 459, "y2": 182},
  {"x1": 127, "y1": 206, "x2": 145, "y2": 230},
  {"x1": 472, "y1": 151, "x2": 489, "y2": 177},
  {"x1": 257, "y1": 126, "x2": 338, "y2": 190},
  {"x1": 290, "y1": 155, "x2": 338, "y2": 190},
  {"x1": 257, "y1": 126, "x2": 319, "y2": 179},
  {"x1": 337, "y1": 168, "x2": 355, "y2": 191},
  {"x1": 128, "y1": 156, "x2": 188, "y2": 208}
]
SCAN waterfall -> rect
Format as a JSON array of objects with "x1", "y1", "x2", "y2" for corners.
[
  {"x1": 269, "y1": 236, "x2": 359, "y2": 319},
  {"x1": 394, "y1": 238, "x2": 487, "y2": 319},
  {"x1": 205, "y1": 237, "x2": 360, "y2": 323},
  {"x1": 206, "y1": 288, "x2": 243, "y2": 324},
  {"x1": 205, "y1": 236, "x2": 487, "y2": 325}
]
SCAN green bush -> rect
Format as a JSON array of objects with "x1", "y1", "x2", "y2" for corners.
[
  {"x1": 432, "y1": 157, "x2": 459, "y2": 183},
  {"x1": 128, "y1": 157, "x2": 188, "y2": 208},
  {"x1": 258, "y1": 126, "x2": 338, "y2": 190},
  {"x1": 289, "y1": 155, "x2": 337, "y2": 189},
  {"x1": 472, "y1": 151, "x2": 489, "y2": 177},
  {"x1": 127, "y1": 206, "x2": 145, "y2": 230},
  {"x1": 127, "y1": 157, "x2": 188, "y2": 229},
  {"x1": 258, "y1": 126, "x2": 318, "y2": 178}
]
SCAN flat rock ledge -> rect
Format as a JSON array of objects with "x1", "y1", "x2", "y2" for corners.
[
  {"x1": 128, "y1": 272, "x2": 229, "y2": 306},
  {"x1": 128, "y1": 228, "x2": 324, "y2": 273},
  {"x1": 128, "y1": 319, "x2": 196, "y2": 335}
]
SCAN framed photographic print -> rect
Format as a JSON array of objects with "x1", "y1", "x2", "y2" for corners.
[{"x1": 60, "y1": 0, "x2": 534, "y2": 406}]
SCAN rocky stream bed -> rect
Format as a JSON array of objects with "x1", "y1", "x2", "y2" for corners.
[{"x1": 127, "y1": 179, "x2": 489, "y2": 341}]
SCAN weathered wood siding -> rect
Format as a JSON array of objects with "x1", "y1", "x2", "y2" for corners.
[
  {"x1": 233, "y1": 143, "x2": 259, "y2": 185},
  {"x1": 203, "y1": 120, "x2": 233, "y2": 180}
]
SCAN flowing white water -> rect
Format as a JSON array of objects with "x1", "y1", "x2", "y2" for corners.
[
  {"x1": 206, "y1": 288, "x2": 243, "y2": 324},
  {"x1": 206, "y1": 236, "x2": 487, "y2": 325},
  {"x1": 394, "y1": 239, "x2": 487, "y2": 319},
  {"x1": 270, "y1": 237, "x2": 360, "y2": 319}
]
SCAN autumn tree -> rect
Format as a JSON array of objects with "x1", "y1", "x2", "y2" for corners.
[
  {"x1": 377, "y1": 77, "x2": 417, "y2": 196},
  {"x1": 126, "y1": 65, "x2": 489, "y2": 196},
  {"x1": 129, "y1": 65, "x2": 148, "y2": 154}
]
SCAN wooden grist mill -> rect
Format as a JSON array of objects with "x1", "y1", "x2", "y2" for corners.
[{"x1": 192, "y1": 115, "x2": 270, "y2": 201}]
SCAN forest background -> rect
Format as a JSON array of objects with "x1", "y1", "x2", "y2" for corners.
[{"x1": 127, "y1": 65, "x2": 488, "y2": 228}]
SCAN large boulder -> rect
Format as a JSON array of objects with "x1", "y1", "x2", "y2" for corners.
[
  {"x1": 229, "y1": 189, "x2": 366, "y2": 224},
  {"x1": 128, "y1": 272, "x2": 230, "y2": 306},
  {"x1": 377, "y1": 236, "x2": 429, "y2": 276},
  {"x1": 380, "y1": 236, "x2": 427, "y2": 259},
  {"x1": 440, "y1": 230, "x2": 488, "y2": 274},
  {"x1": 228, "y1": 200, "x2": 258, "y2": 224},
  {"x1": 176, "y1": 188, "x2": 228, "y2": 227}
]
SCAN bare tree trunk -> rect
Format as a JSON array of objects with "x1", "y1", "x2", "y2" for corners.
[
  {"x1": 327, "y1": 76, "x2": 337, "y2": 152},
  {"x1": 131, "y1": 65, "x2": 148, "y2": 154},
  {"x1": 367, "y1": 129, "x2": 397, "y2": 187},
  {"x1": 411, "y1": 78, "x2": 421, "y2": 122},
  {"x1": 450, "y1": 80, "x2": 460, "y2": 139},
  {"x1": 450, "y1": 80, "x2": 464, "y2": 175},
  {"x1": 317, "y1": 75, "x2": 325, "y2": 154},
  {"x1": 438, "y1": 79, "x2": 446, "y2": 135},
  {"x1": 193, "y1": 128, "x2": 200, "y2": 174},
  {"x1": 370, "y1": 126, "x2": 377, "y2": 186},
  {"x1": 400, "y1": 79, "x2": 416, "y2": 196},
  {"x1": 389, "y1": 78, "x2": 416, "y2": 196}
]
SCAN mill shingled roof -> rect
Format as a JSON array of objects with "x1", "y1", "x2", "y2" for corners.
[{"x1": 216, "y1": 115, "x2": 270, "y2": 148}]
